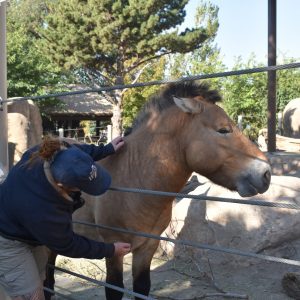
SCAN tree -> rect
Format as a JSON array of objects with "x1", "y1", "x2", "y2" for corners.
[
  {"x1": 276, "y1": 57, "x2": 300, "y2": 112},
  {"x1": 122, "y1": 57, "x2": 166, "y2": 129},
  {"x1": 167, "y1": 1, "x2": 224, "y2": 89},
  {"x1": 222, "y1": 55, "x2": 268, "y2": 139},
  {"x1": 39, "y1": 0, "x2": 219, "y2": 136},
  {"x1": 7, "y1": 0, "x2": 67, "y2": 114},
  {"x1": 122, "y1": 0, "x2": 222, "y2": 130},
  {"x1": 222, "y1": 54, "x2": 300, "y2": 140}
]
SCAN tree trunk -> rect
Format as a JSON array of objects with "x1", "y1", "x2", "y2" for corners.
[
  {"x1": 111, "y1": 99, "x2": 122, "y2": 138},
  {"x1": 110, "y1": 76, "x2": 124, "y2": 138}
]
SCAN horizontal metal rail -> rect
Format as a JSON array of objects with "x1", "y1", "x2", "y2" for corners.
[
  {"x1": 2, "y1": 62, "x2": 300, "y2": 104},
  {"x1": 73, "y1": 220, "x2": 300, "y2": 267},
  {"x1": 108, "y1": 186, "x2": 300, "y2": 210}
]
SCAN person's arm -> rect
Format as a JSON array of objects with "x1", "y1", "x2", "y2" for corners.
[
  {"x1": 74, "y1": 136, "x2": 124, "y2": 161},
  {"x1": 29, "y1": 219, "x2": 132, "y2": 259},
  {"x1": 74, "y1": 143, "x2": 115, "y2": 161},
  {"x1": 20, "y1": 206, "x2": 114, "y2": 259},
  {"x1": 53, "y1": 231, "x2": 115, "y2": 259}
]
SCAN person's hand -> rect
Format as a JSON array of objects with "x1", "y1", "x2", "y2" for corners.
[
  {"x1": 111, "y1": 136, "x2": 125, "y2": 152},
  {"x1": 114, "y1": 242, "x2": 131, "y2": 257}
]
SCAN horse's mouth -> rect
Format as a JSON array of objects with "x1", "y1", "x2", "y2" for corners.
[
  {"x1": 236, "y1": 182, "x2": 258, "y2": 197},
  {"x1": 236, "y1": 177, "x2": 271, "y2": 197}
]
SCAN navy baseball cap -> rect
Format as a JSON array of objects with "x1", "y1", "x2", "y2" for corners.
[{"x1": 50, "y1": 145, "x2": 111, "y2": 196}]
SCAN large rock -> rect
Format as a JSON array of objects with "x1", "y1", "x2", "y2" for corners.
[
  {"x1": 283, "y1": 98, "x2": 300, "y2": 138},
  {"x1": 7, "y1": 99, "x2": 43, "y2": 165},
  {"x1": 7, "y1": 113, "x2": 30, "y2": 165},
  {"x1": 160, "y1": 175, "x2": 300, "y2": 266}
]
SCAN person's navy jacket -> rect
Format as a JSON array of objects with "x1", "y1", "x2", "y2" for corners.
[{"x1": 0, "y1": 142, "x2": 115, "y2": 259}]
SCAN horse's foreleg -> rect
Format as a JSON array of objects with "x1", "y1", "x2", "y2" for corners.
[
  {"x1": 132, "y1": 240, "x2": 159, "y2": 299},
  {"x1": 43, "y1": 251, "x2": 57, "y2": 300},
  {"x1": 105, "y1": 255, "x2": 124, "y2": 300}
]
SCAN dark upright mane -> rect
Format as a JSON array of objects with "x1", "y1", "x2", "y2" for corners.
[{"x1": 128, "y1": 80, "x2": 222, "y2": 134}]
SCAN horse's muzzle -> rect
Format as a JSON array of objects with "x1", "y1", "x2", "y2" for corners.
[{"x1": 236, "y1": 159, "x2": 271, "y2": 197}]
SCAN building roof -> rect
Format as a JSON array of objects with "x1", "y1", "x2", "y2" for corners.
[{"x1": 47, "y1": 84, "x2": 113, "y2": 117}]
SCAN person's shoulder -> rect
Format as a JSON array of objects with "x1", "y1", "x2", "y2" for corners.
[{"x1": 13, "y1": 145, "x2": 42, "y2": 169}]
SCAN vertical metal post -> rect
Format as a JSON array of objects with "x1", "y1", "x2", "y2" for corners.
[
  {"x1": 0, "y1": 1, "x2": 8, "y2": 177},
  {"x1": 267, "y1": 0, "x2": 277, "y2": 152},
  {"x1": 58, "y1": 128, "x2": 64, "y2": 138},
  {"x1": 107, "y1": 124, "x2": 112, "y2": 143}
]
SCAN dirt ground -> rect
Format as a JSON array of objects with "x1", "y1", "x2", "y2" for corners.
[{"x1": 52, "y1": 240, "x2": 300, "y2": 300}]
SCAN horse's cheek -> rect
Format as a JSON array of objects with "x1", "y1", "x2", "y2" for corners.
[{"x1": 185, "y1": 140, "x2": 219, "y2": 173}]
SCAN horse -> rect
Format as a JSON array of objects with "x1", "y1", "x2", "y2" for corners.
[{"x1": 45, "y1": 80, "x2": 271, "y2": 299}]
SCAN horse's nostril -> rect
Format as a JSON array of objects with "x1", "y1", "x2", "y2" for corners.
[{"x1": 264, "y1": 170, "x2": 271, "y2": 183}]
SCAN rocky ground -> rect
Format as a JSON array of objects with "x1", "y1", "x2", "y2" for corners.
[{"x1": 52, "y1": 240, "x2": 300, "y2": 300}]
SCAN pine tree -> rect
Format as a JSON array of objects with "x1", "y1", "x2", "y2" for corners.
[{"x1": 41, "y1": 0, "x2": 218, "y2": 136}]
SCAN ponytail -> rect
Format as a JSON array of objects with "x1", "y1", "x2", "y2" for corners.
[
  {"x1": 38, "y1": 136, "x2": 62, "y2": 161},
  {"x1": 28, "y1": 135, "x2": 61, "y2": 165}
]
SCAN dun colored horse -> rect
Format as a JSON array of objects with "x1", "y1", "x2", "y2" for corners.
[{"x1": 45, "y1": 81, "x2": 271, "y2": 299}]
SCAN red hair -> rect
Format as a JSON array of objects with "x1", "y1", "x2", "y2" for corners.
[{"x1": 28, "y1": 135, "x2": 61, "y2": 165}]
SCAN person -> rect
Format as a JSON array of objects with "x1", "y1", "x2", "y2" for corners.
[{"x1": 0, "y1": 135, "x2": 131, "y2": 300}]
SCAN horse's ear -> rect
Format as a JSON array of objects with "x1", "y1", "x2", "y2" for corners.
[{"x1": 173, "y1": 96, "x2": 204, "y2": 114}]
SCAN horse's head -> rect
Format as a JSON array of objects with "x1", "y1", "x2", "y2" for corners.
[{"x1": 173, "y1": 91, "x2": 271, "y2": 197}]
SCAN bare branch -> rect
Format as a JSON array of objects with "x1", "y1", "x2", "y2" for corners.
[
  {"x1": 87, "y1": 68, "x2": 114, "y2": 86},
  {"x1": 121, "y1": 63, "x2": 151, "y2": 95},
  {"x1": 125, "y1": 51, "x2": 172, "y2": 74}
]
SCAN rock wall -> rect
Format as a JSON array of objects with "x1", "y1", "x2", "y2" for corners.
[
  {"x1": 7, "y1": 99, "x2": 43, "y2": 166},
  {"x1": 267, "y1": 152, "x2": 300, "y2": 176}
]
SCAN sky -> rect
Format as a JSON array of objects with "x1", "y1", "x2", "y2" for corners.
[{"x1": 182, "y1": 0, "x2": 300, "y2": 68}]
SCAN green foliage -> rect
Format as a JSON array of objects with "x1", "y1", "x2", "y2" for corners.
[
  {"x1": 121, "y1": 1, "x2": 222, "y2": 129},
  {"x1": 40, "y1": 0, "x2": 216, "y2": 78},
  {"x1": 223, "y1": 55, "x2": 267, "y2": 129},
  {"x1": 122, "y1": 57, "x2": 166, "y2": 129},
  {"x1": 222, "y1": 55, "x2": 300, "y2": 139},
  {"x1": 7, "y1": 0, "x2": 69, "y2": 115},
  {"x1": 276, "y1": 57, "x2": 300, "y2": 112},
  {"x1": 7, "y1": 25, "x2": 56, "y2": 97},
  {"x1": 37, "y1": 0, "x2": 219, "y2": 133},
  {"x1": 167, "y1": 1, "x2": 224, "y2": 89}
]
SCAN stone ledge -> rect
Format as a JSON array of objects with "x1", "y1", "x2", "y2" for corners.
[{"x1": 266, "y1": 152, "x2": 300, "y2": 176}]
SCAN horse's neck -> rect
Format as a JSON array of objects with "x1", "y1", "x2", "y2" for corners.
[{"x1": 124, "y1": 128, "x2": 191, "y2": 193}]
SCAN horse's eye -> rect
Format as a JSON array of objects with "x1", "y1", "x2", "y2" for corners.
[{"x1": 217, "y1": 128, "x2": 230, "y2": 134}]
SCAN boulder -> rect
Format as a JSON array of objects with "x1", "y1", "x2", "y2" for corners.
[
  {"x1": 8, "y1": 113, "x2": 30, "y2": 165},
  {"x1": 7, "y1": 99, "x2": 43, "y2": 165},
  {"x1": 283, "y1": 98, "x2": 300, "y2": 138}
]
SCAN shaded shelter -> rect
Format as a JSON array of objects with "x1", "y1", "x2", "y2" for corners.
[{"x1": 43, "y1": 84, "x2": 113, "y2": 139}]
